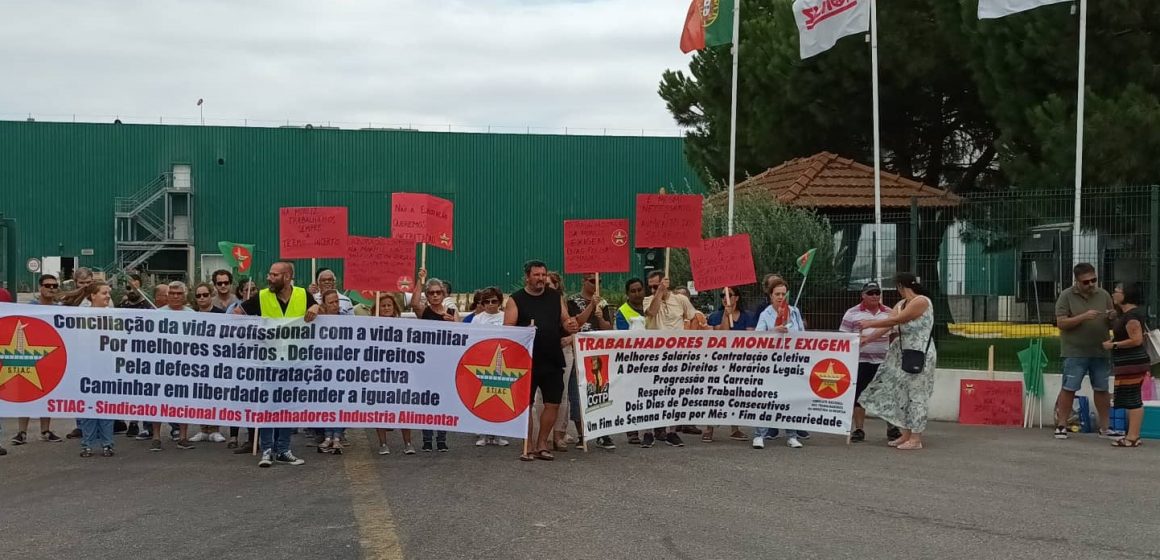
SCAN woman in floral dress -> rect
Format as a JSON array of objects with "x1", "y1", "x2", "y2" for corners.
[{"x1": 857, "y1": 273, "x2": 937, "y2": 451}]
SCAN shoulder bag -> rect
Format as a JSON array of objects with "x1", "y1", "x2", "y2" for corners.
[{"x1": 898, "y1": 297, "x2": 933, "y2": 374}]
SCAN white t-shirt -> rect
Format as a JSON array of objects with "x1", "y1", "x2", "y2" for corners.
[{"x1": 471, "y1": 311, "x2": 504, "y2": 327}]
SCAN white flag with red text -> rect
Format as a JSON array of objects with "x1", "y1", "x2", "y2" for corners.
[
  {"x1": 978, "y1": 0, "x2": 1071, "y2": 19},
  {"x1": 792, "y1": 0, "x2": 870, "y2": 60}
]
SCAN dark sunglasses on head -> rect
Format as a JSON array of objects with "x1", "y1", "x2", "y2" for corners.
[
  {"x1": 1080, "y1": 278, "x2": 1098, "y2": 285},
  {"x1": 865, "y1": 290, "x2": 881, "y2": 296},
  {"x1": 42, "y1": 283, "x2": 59, "y2": 289},
  {"x1": 215, "y1": 281, "x2": 231, "y2": 286},
  {"x1": 195, "y1": 293, "x2": 211, "y2": 298}
]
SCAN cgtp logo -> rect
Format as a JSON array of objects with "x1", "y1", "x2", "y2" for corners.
[
  {"x1": 455, "y1": 339, "x2": 532, "y2": 423},
  {"x1": 0, "y1": 316, "x2": 68, "y2": 403}
]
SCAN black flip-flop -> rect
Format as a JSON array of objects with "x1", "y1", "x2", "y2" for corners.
[{"x1": 534, "y1": 450, "x2": 555, "y2": 461}]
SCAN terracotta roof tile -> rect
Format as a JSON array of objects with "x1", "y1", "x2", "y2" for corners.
[{"x1": 707, "y1": 152, "x2": 962, "y2": 208}]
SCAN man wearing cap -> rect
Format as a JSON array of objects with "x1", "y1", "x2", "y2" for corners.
[{"x1": 840, "y1": 282, "x2": 902, "y2": 442}]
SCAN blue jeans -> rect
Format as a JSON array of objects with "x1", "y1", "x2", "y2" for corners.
[
  {"x1": 1062, "y1": 357, "x2": 1111, "y2": 392},
  {"x1": 567, "y1": 365, "x2": 581, "y2": 423},
  {"x1": 324, "y1": 428, "x2": 346, "y2": 439},
  {"x1": 259, "y1": 428, "x2": 292, "y2": 454},
  {"x1": 422, "y1": 430, "x2": 446, "y2": 443},
  {"x1": 79, "y1": 418, "x2": 114, "y2": 449}
]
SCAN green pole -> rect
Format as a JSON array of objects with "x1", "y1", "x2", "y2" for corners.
[
  {"x1": 1150, "y1": 186, "x2": 1159, "y2": 320},
  {"x1": 1, "y1": 216, "x2": 16, "y2": 296},
  {"x1": 910, "y1": 197, "x2": 919, "y2": 274}
]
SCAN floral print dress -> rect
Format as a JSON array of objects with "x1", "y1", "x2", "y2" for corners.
[{"x1": 860, "y1": 296, "x2": 937, "y2": 433}]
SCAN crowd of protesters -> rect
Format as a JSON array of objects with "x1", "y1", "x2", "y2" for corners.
[{"x1": 2, "y1": 260, "x2": 1144, "y2": 461}]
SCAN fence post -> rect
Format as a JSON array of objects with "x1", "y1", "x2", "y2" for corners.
[
  {"x1": 910, "y1": 197, "x2": 919, "y2": 275},
  {"x1": 1151, "y1": 186, "x2": 1159, "y2": 319}
]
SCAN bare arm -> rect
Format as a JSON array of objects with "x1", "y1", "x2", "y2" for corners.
[
  {"x1": 1105, "y1": 318, "x2": 1145, "y2": 350},
  {"x1": 410, "y1": 269, "x2": 427, "y2": 316},
  {"x1": 1057, "y1": 310, "x2": 1102, "y2": 331},
  {"x1": 503, "y1": 297, "x2": 518, "y2": 326},
  {"x1": 862, "y1": 298, "x2": 929, "y2": 329},
  {"x1": 645, "y1": 279, "x2": 668, "y2": 317},
  {"x1": 562, "y1": 296, "x2": 579, "y2": 334}
]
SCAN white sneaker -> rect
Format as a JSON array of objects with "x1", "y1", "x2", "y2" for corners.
[
  {"x1": 378, "y1": 444, "x2": 391, "y2": 455},
  {"x1": 786, "y1": 436, "x2": 803, "y2": 449},
  {"x1": 475, "y1": 436, "x2": 487, "y2": 447},
  {"x1": 752, "y1": 437, "x2": 765, "y2": 449},
  {"x1": 403, "y1": 443, "x2": 416, "y2": 455},
  {"x1": 495, "y1": 438, "x2": 510, "y2": 447},
  {"x1": 188, "y1": 432, "x2": 209, "y2": 443},
  {"x1": 258, "y1": 449, "x2": 273, "y2": 468},
  {"x1": 209, "y1": 432, "x2": 226, "y2": 443}
]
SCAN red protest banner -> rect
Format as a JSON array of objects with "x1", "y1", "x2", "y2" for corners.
[
  {"x1": 279, "y1": 207, "x2": 349, "y2": 259},
  {"x1": 688, "y1": 234, "x2": 756, "y2": 291},
  {"x1": 634, "y1": 194, "x2": 703, "y2": 248},
  {"x1": 345, "y1": 236, "x2": 417, "y2": 293},
  {"x1": 563, "y1": 219, "x2": 630, "y2": 274},
  {"x1": 958, "y1": 380, "x2": 1023, "y2": 426},
  {"x1": 390, "y1": 193, "x2": 455, "y2": 250}
]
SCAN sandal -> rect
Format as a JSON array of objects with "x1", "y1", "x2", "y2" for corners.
[
  {"x1": 534, "y1": 449, "x2": 555, "y2": 461},
  {"x1": 518, "y1": 453, "x2": 535, "y2": 462},
  {"x1": 896, "y1": 440, "x2": 923, "y2": 450},
  {"x1": 80, "y1": 448, "x2": 94, "y2": 458},
  {"x1": 701, "y1": 431, "x2": 714, "y2": 443},
  {"x1": 729, "y1": 430, "x2": 748, "y2": 441},
  {"x1": 551, "y1": 440, "x2": 569, "y2": 453},
  {"x1": 1111, "y1": 438, "x2": 1142, "y2": 448},
  {"x1": 227, "y1": 438, "x2": 238, "y2": 450}
]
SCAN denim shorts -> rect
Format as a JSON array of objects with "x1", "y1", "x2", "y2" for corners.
[{"x1": 1061, "y1": 357, "x2": 1111, "y2": 392}]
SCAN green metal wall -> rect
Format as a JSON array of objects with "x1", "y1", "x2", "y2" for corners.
[{"x1": 0, "y1": 121, "x2": 703, "y2": 290}]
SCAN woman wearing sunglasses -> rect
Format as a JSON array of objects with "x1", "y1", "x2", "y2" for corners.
[
  {"x1": 466, "y1": 287, "x2": 512, "y2": 447},
  {"x1": 411, "y1": 268, "x2": 458, "y2": 452}
]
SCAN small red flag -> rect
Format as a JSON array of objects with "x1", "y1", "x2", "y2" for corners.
[{"x1": 680, "y1": 0, "x2": 706, "y2": 54}]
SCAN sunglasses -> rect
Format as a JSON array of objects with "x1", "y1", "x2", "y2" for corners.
[
  {"x1": 215, "y1": 281, "x2": 231, "y2": 286},
  {"x1": 1080, "y1": 278, "x2": 1098, "y2": 285},
  {"x1": 41, "y1": 283, "x2": 59, "y2": 289},
  {"x1": 865, "y1": 290, "x2": 881, "y2": 296},
  {"x1": 483, "y1": 298, "x2": 500, "y2": 305},
  {"x1": 584, "y1": 278, "x2": 596, "y2": 284},
  {"x1": 426, "y1": 290, "x2": 444, "y2": 296},
  {"x1": 195, "y1": 293, "x2": 211, "y2": 298}
]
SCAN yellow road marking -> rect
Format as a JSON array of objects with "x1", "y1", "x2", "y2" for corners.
[{"x1": 342, "y1": 429, "x2": 404, "y2": 560}]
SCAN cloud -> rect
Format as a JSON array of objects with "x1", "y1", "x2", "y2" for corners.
[{"x1": 0, "y1": 0, "x2": 693, "y2": 133}]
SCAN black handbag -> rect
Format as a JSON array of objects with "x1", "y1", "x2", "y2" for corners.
[
  {"x1": 900, "y1": 334, "x2": 933, "y2": 374},
  {"x1": 898, "y1": 298, "x2": 932, "y2": 374}
]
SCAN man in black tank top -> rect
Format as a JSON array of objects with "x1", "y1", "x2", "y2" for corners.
[{"x1": 505, "y1": 260, "x2": 579, "y2": 461}]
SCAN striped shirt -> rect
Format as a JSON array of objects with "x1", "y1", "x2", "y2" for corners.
[{"x1": 839, "y1": 303, "x2": 893, "y2": 364}]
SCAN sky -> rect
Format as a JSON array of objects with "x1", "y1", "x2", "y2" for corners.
[{"x1": 0, "y1": 0, "x2": 693, "y2": 135}]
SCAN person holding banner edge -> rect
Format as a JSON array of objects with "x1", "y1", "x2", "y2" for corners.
[
  {"x1": 643, "y1": 271, "x2": 697, "y2": 448},
  {"x1": 506, "y1": 260, "x2": 580, "y2": 461},
  {"x1": 411, "y1": 268, "x2": 458, "y2": 452},
  {"x1": 558, "y1": 273, "x2": 614, "y2": 451},
  {"x1": 753, "y1": 277, "x2": 806, "y2": 450},
  {"x1": 236, "y1": 260, "x2": 321, "y2": 467},
  {"x1": 704, "y1": 286, "x2": 756, "y2": 443}
]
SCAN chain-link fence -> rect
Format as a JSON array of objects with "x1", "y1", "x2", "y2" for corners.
[{"x1": 796, "y1": 185, "x2": 1159, "y2": 372}]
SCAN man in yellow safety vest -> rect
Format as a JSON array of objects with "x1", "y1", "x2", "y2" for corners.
[{"x1": 236, "y1": 261, "x2": 321, "y2": 467}]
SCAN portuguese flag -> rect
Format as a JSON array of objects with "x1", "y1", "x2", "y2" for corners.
[
  {"x1": 218, "y1": 241, "x2": 255, "y2": 274},
  {"x1": 680, "y1": 0, "x2": 735, "y2": 54},
  {"x1": 348, "y1": 290, "x2": 375, "y2": 307},
  {"x1": 796, "y1": 248, "x2": 817, "y2": 277}
]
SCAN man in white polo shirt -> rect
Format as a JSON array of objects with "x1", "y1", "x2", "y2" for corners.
[{"x1": 840, "y1": 282, "x2": 902, "y2": 442}]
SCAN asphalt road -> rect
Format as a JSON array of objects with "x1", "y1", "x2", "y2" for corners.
[{"x1": 2, "y1": 419, "x2": 1158, "y2": 560}]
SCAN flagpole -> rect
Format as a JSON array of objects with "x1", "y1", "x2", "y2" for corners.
[
  {"x1": 869, "y1": 0, "x2": 883, "y2": 284},
  {"x1": 726, "y1": 0, "x2": 742, "y2": 236},
  {"x1": 1071, "y1": 0, "x2": 1087, "y2": 267}
]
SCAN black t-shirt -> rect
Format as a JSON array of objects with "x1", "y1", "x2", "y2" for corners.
[
  {"x1": 512, "y1": 287, "x2": 565, "y2": 367},
  {"x1": 1112, "y1": 307, "x2": 1150, "y2": 367},
  {"x1": 567, "y1": 295, "x2": 610, "y2": 332},
  {"x1": 420, "y1": 306, "x2": 456, "y2": 321},
  {"x1": 117, "y1": 297, "x2": 153, "y2": 310}
]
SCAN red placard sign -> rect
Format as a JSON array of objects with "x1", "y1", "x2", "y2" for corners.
[
  {"x1": 279, "y1": 207, "x2": 349, "y2": 259},
  {"x1": 345, "y1": 236, "x2": 417, "y2": 293},
  {"x1": 391, "y1": 193, "x2": 454, "y2": 250},
  {"x1": 958, "y1": 380, "x2": 1023, "y2": 426},
  {"x1": 688, "y1": 234, "x2": 756, "y2": 291},
  {"x1": 563, "y1": 219, "x2": 630, "y2": 274},
  {"x1": 634, "y1": 194, "x2": 702, "y2": 248}
]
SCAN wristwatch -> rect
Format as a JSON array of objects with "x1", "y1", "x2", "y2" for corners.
[{"x1": 1112, "y1": 342, "x2": 1119, "y2": 350}]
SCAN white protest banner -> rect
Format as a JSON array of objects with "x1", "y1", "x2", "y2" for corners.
[
  {"x1": 574, "y1": 330, "x2": 858, "y2": 438},
  {"x1": 792, "y1": 0, "x2": 870, "y2": 59},
  {"x1": 0, "y1": 305, "x2": 535, "y2": 438}
]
